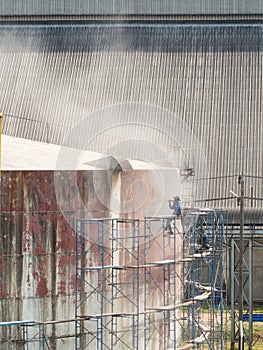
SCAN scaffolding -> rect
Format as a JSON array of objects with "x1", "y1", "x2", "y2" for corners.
[
  {"x1": 0, "y1": 210, "x2": 227, "y2": 349},
  {"x1": 181, "y1": 209, "x2": 228, "y2": 349},
  {"x1": 229, "y1": 223, "x2": 263, "y2": 349},
  {"x1": 0, "y1": 319, "x2": 79, "y2": 349},
  {"x1": 75, "y1": 209, "x2": 228, "y2": 349}
]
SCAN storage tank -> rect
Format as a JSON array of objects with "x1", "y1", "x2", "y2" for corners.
[{"x1": 0, "y1": 135, "x2": 185, "y2": 349}]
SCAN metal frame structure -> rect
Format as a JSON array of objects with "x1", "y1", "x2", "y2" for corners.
[
  {"x1": 229, "y1": 223, "x2": 263, "y2": 350},
  {"x1": 2, "y1": 164, "x2": 263, "y2": 350},
  {"x1": 181, "y1": 209, "x2": 228, "y2": 349},
  {"x1": 0, "y1": 320, "x2": 78, "y2": 349},
  {"x1": 0, "y1": 321, "x2": 34, "y2": 349},
  {"x1": 75, "y1": 209, "x2": 227, "y2": 349},
  {"x1": 0, "y1": 209, "x2": 227, "y2": 349},
  {"x1": 230, "y1": 237, "x2": 252, "y2": 349}
]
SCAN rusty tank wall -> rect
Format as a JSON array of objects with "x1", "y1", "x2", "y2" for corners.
[
  {"x1": 0, "y1": 170, "x2": 105, "y2": 348},
  {"x1": 0, "y1": 168, "x2": 167, "y2": 348}
]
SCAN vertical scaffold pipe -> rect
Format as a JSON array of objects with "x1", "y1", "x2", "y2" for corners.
[{"x1": 238, "y1": 172, "x2": 245, "y2": 350}]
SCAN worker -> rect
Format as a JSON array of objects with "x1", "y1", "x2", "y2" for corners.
[
  {"x1": 196, "y1": 232, "x2": 210, "y2": 251},
  {"x1": 165, "y1": 196, "x2": 182, "y2": 234},
  {"x1": 195, "y1": 221, "x2": 210, "y2": 253},
  {"x1": 174, "y1": 196, "x2": 182, "y2": 216}
]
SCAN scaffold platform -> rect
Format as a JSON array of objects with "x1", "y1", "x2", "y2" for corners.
[{"x1": 75, "y1": 210, "x2": 228, "y2": 349}]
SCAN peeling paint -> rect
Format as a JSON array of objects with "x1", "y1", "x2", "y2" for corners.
[{"x1": 0, "y1": 168, "x2": 174, "y2": 347}]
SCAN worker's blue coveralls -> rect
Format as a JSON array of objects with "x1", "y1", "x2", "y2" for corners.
[{"x1": 166, "y1": 198, "x2": 182, "y2": 233}]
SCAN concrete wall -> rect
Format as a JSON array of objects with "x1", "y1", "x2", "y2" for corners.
[
  {"x1": 0, "y1": 171, "x2": 77, "y2": 347},
  {"x1": 0, "y1": 0, "x2": 263, "y2": 16},
  {"x1": 0, "y1": 170, "x2": 108, "y2": 347},
  {"x1": 0, "y1": 168, "x2": 179, "y2": 348}
]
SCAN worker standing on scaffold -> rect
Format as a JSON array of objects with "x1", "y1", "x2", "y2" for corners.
[{"x1": 165, "y1": 196, "x2": 182, "y2": 234}]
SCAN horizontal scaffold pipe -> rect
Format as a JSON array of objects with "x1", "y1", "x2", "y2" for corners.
[
  {"x1": 78, "y1": 257, "x2": 198, "y2": 271},
  {"x1": 78, "y1": 292, "x2": 211, "y2": 319}
]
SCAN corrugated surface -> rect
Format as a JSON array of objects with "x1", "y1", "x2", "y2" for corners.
[
  {"x1": 1, "y1": 23, "x2": 263, "y2": 207},
  {"x1": 0, "y1": 0, "x2": 263, "y2": 16},
  {"x1": 228, "y1": 208, "x2": 263, "y2": 226}
]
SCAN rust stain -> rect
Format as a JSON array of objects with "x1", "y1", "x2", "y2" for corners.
[
  {"x1": 0, "y1": 284, "x2": 7, "y2": 298},
  {"x1": 58, "y1": 255, "x2": 75, "y2": 268},
  {"x1": 69, "y1": 274, "x2": 76, "y2": 291},
  {"x1": 36, "y1": 276, "x2": 49, "y2": 297},
  {"x1": 57, "y1": 281, "x2": 66, "y2": 295}
]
